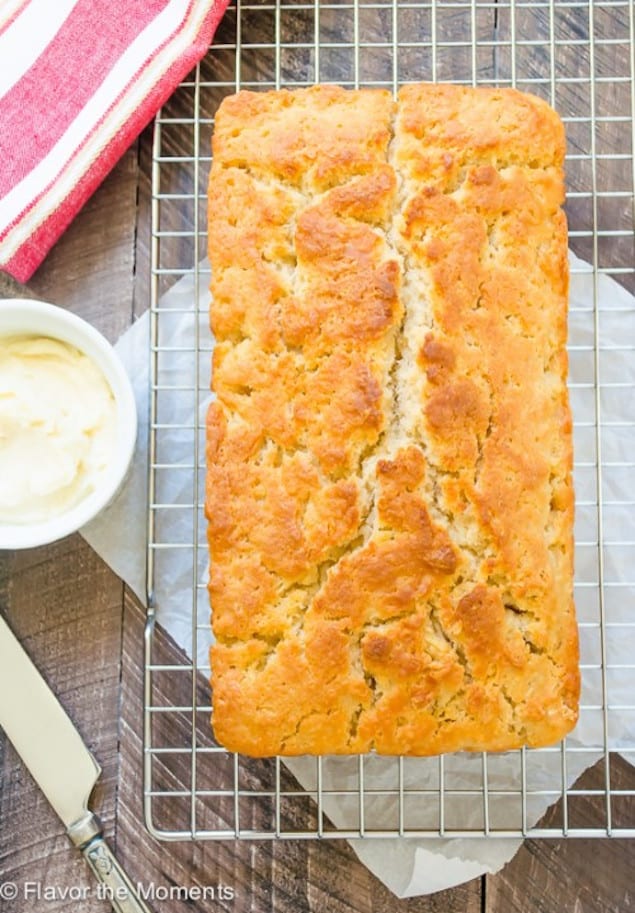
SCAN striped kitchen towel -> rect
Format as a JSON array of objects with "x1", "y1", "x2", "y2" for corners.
[{"x1": 0, "y1": 0, "x2": 229, "y2": 282}]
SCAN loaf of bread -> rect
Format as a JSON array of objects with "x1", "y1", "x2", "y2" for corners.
[{"x1": 206, "y1": 83, "x2": 579, "y2": 757}]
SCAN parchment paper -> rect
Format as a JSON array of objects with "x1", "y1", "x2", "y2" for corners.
[{"x1": 82, "y1": 252, "x2": 635, "y2": 897}]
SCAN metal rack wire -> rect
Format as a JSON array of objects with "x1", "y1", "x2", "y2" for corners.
[{"x1": 144, "y1": 0, "x2": 635, "y2": 840}]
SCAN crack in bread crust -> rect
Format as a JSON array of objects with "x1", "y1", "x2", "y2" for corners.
[{"x1": 206, "y1": 84, "x2": 580, "y2": 757}]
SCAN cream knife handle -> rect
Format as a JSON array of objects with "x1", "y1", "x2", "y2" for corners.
[
  {"x1": 82, "y1": 836, "x2": 153, "y2": 913},
  {"x1": 68, "y1": 815, "x2": 153, "y2": 913}
]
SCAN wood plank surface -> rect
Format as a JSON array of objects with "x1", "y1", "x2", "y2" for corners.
[
  {"x1": 1, "y1": 2, "x2": 634, "y2": 911},
  {"x1": 25, "y1": 148, "x2": 139, "y2": 340},
  {"x1": 485, "y1": 756, "x2": 635, "y2": 913}
]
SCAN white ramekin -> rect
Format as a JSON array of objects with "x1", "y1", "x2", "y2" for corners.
[{"x1": 0, "y1": 298, "x2": 137, "y2": 550}]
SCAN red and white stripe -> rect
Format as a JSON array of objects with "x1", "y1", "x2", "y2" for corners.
[{"x1": 0, "y1": 0, "x2": 229, "y2": 282}]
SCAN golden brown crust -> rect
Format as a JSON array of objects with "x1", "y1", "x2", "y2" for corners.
[{"x1": 206, "y1": 84, "x2": 579, "y2": 757}]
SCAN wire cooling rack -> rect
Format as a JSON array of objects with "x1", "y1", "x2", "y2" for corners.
[{"x1": 144, "y1": 0, "x2": 635, "y2": 840}]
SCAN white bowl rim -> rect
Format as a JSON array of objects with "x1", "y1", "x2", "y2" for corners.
[{"x1": 0, "y1": 298, "x2": 138, "y2": 550}]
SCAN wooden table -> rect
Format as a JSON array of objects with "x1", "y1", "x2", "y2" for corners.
[{"x1": 1, "y1": 2, "x2": 634, "y2": 910}]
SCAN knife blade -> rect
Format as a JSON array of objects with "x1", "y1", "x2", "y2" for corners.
[{"x1": 0, "y1": 612, "x2": 153, "y2": 913}]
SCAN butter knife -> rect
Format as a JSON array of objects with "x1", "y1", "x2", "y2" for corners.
[{"x1": 0, "y1": 613, "x2": 152, "y2": 913}]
